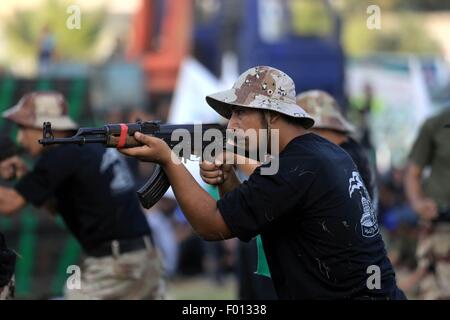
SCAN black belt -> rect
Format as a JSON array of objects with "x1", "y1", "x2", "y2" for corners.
[{"x1": 87, "y1": 235, "x2": 153, "y2": 258}]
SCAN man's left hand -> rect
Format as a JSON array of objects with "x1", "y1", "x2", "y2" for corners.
[{"x1": 118, "y1": 132, "x2": 173, "y2": 165}]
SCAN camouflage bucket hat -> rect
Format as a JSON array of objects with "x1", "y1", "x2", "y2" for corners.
[
  {"x1": 206, "y1": 66, "x2": 314, "y2": 129},
  {"x1": 296, "y1": 90, "x2": 355, "y2": 134},
  {"x1": 2, "y1": 92, "x2": 78, "y2": 130}
]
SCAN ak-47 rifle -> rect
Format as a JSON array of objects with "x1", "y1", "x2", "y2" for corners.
[{"x1": 38, "y1": 121, "x2": 229, "y2": 209}]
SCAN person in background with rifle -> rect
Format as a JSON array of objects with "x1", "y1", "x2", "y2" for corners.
[
  {"x1": 403, "y1": 107, "x2": 450, "y2": 299},
  {"x1": 0, "y1": 91, "x2": 164, "y2": 300}
]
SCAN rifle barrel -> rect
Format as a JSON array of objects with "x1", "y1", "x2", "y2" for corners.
[{"x1": 39, "y1": 136, "x2": 106, "y2": 145}]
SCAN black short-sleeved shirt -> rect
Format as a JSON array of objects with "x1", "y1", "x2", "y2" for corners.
[
  {"x1": 218, "y1": 133, "x2": 401, "y2": 299},
  {"x1": 15, "y1": 144, "x2": 151, "y2": 253}
]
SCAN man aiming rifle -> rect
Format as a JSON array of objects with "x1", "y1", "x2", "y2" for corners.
[{"x1": 118, "y1": 66, "x2": 406, "y2": 299}]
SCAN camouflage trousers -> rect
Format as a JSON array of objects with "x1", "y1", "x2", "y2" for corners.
[
  {"x1": 0, "y1": 276, "x2": 14, "y2": 300},
  {"x1": 417, "y1": 223, "x2": 450, "y2": 300},
  {"x1": 64, "y1": 240, "x2": 165, "y2": 300}
]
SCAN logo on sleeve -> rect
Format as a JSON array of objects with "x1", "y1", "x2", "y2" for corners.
[{"x1": 348, "y1": 171, "x2": 379, "y2": 238}]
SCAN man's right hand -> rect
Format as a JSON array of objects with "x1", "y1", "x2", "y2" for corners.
[
  {"x1": 199, "y1": 157, "x2": 233, "y2": 186},
  {"x1": 412, "y1": 198, "x2": 438, "y2": 221},
  {"x1": 0, "y1": 156, "x2": 28, "y2": 180}
]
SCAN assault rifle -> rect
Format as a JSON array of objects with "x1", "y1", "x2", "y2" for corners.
[{"x1": 39, "y1": 121, "x2": 235, "y2": 209}]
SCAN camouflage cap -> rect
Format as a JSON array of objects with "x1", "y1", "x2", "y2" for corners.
[
  {"x1": 206, "y1": 66, "x2": 314, "y2": 129},
  {"x1": 296, "y1": 90, "x2": 355, "y2": 134},
  {"x1": 2, "y1": 92, "x2": 78, "y2": 130}
]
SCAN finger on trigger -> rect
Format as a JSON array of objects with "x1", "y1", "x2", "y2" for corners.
[{"x1": 134, "y1": 132, "x2": 153, "y2": 145}]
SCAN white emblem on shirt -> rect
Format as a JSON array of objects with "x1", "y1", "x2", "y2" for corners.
[{"x1": 348, "y1": 171, "x2": 379, "y2": 238}]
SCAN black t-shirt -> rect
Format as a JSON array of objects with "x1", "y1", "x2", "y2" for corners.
[
  {"x1": 15, "y1": 144, "x2": 151, "y2": 253},
  {"x1": 218, "y1": 133, "x2": 401, "y2": 299}
]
